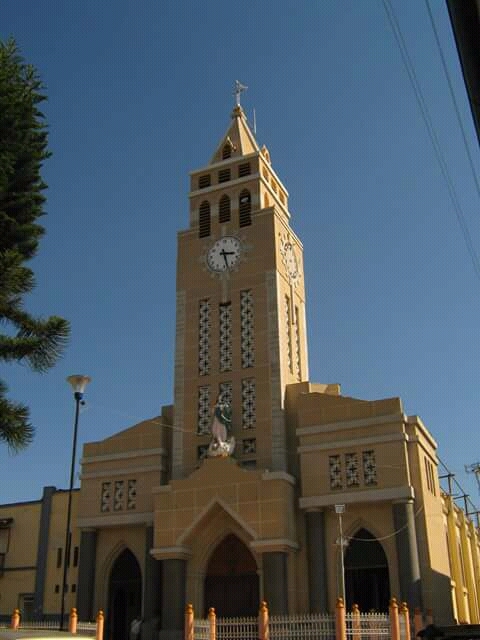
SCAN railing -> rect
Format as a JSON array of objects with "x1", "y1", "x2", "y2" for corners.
[
  {"x1": 216, "y1": 616, "x2": 257, "y2": 640},
  {"x1": 345, "y1": 612, "x2": 390, "y2": 639},
  {"x1": 269, "y1": 612, "x2": 336, "y2": 640},
  {"x1": 4, "y1": 608, "x2": 103, "y2": 638}
]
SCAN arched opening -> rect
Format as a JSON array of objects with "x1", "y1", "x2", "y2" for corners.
[
  {"x1": 219, "y1": 195, "x2": 231, "y2": 223},
  {"x1": 106, "y1": 549, "x2": 142, "y2": 640},
  {"x1": 204, "y1": 534, "x2": 259, "y2": 617},
  {"x1": 239, "y1": 190, "x2": 252, "y2": 227},
  {"x1": 344, "y1": 528, "x2": 390, "y2": 612}
]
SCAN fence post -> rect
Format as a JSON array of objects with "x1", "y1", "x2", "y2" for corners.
[
  {"x1": 413, "y1": 608, "x2": 423, "y2": 639},
  {"x1": 96, "y1": 609, "x2": 104, "y2": 640},
  {"x1": 335, "y1": 598, "x2": 346, "y2": 640},
  {"x1": 185, "y1": 604, "x2": 194, "y2": 640},
  {"x1": 208, "y1": 607, "x2": 216, "y2": 640},
  {"x1": 399, "y1": 603, "x2": 410, "y2": 640},
  {"x1": 10, "y1": 609, "x2": 20, "y2": 630},
  {"x1": 390, "y1": 598, "x2": 400, "y2": 640},
  {"x1": 259, "y1": 601, "x2": 269, "y2": 640},
  {"x1": 352, "y1": 603, "x2": 360, "y2": 640},
  {"x1": 69, "y1": 607, "x2": 78, "y2": 634}
]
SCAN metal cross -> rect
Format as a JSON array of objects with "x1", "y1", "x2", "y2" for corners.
[{"x1": 233, "y1": 80, "x2": 248, "y2": 106}]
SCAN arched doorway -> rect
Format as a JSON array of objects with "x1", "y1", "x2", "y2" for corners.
[
  {"x1": 107, "y1": 549, "x2": 142, "y2": 640},
  {"x1": 344, "y1": 528, "x2": 390, "y2": 612},
  {"x1": 204, "y1": 534, "x2": 259, "y2": 617}
]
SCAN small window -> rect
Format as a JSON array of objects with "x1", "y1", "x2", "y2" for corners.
[
  {"x1": 71, "y1": 584, "x2": 77, "y2": 593},
  {"x1": 218, "y1": 168, "x2": 230, "y2": 183},
  {"x1": 219, "y1": 195, "x2": 231, "y2": 223},
  {"x1": 73, "y1": 546, "x2": 79, "y2": 568},
  {"x1": 238, "y1": 163, "x2": 251, "y2": 177},
  {"x1": 54, "y1": 584, "x2": 60, "y2": 594},
  {"x1": 222, "y1": 144, "x2": 232, "y2": 159},
  {"x1": 198, "y1": 174, "x2": 211, "y2": 189},
  {"x1": 56, "y1": 548, "x2": 62, "y2": 569},
  {"x1": 199, "y1": 201, "x2": 211, "y2": 238},
  {"x1": 239, "y1": 190, "x2": 252, "y2": 227}
]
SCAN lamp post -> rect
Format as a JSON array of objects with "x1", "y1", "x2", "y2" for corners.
[
  {"x1": 335, "y1": 504, "x2": 346, "y2": 605},
  {"x1": 60, "y1": 375, "x2": 91, "y2": 630}
]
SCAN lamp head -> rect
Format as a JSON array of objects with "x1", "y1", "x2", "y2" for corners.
[
  {"x1": 67, "y1": 375, "x2": 91, "y2": 399},
  {"x1": 334, "y1": 504, "x2": 345, "y2": 514}
]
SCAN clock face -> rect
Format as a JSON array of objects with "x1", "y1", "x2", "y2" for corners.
[
  {"x1": 281, "y1": 240, "x2": 301, "y2": 285},
  {"x1": 206, "y1": 236, "x2": 242, "y2": 272}
]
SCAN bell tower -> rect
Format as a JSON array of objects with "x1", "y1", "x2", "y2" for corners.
[{"x1": 171, "y1": 87, "x2": 309, "y2": 478}]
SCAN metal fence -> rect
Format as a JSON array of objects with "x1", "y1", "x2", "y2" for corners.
[
  {"x1": 216, "y1": 616, "x2": 258, "y2": 640},
  {"x1": 269, "y1": 613, "x2": 336, "y2": 640},
  {"x1": 345, "y1": 612, "x2": 390, "y2": 640}
]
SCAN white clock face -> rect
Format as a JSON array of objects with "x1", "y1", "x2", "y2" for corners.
[
  {"x1": 281, "y1": 240, "x2": 301, "y2": 285},
  {"x1": 206, "y1": 236, "x2": 241, "y2": 272}
]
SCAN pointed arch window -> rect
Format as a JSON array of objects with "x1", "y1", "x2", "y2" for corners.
[
  {"x1": 222, "y1": 144, "x2": 232, "y2": 160},
  {"x1": 239, "y1": 190, "x2": 252, "y2": 227},
  {"x1": 219, "y1": 195, "x2": 231, "y2": 223},
  {"x1": 199, "y1": 201, "x2": 211, "y2": 238}
]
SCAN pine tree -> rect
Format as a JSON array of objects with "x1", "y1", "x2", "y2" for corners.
[{"x1": 0, "y1": 38, "x2": 70, "y2": 451}]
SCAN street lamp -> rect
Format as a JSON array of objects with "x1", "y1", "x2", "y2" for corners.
[
  {"x1": 335, "y1": 504, "x2": 346, "y2": 605},
  {"x1": 60, "y1": 375, "x2": 91, "y2": 630}
]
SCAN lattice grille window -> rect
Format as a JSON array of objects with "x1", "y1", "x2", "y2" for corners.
[
  {"x1": 219, "y1": 303, "x2": 232, "y2": 372},
  {"x1": 238, "y1": 162, "x2": 251, "y2": 177},
  {"x1": 218, "y1": 168, "x2": 231, "y2": 183},
  {"x1": 242, "y1": 438, "x2": 256, "y2": 455},
  {"x1": 329, "y1": 455, "x2": 342, "y2": 489},
  {"x1": 219, "y1": 195, "x2": 231, "y2": 223},
  {"x1": 239, "y1": 190, "x2": 252, "y2": 227},
  {"x1": 242, "y1": 378, "x2": 256, "y2": 429},
  {"x1": 222, "y1": 143, "x2": 232, "y2": 159},
  {"x1": 198, "y1": 174, "x2": 211, "y2": 189},
  {"x1": 127, "y1": 480, "x2": 137, "y2": 510},
  {"x1": 285, "y1": 295, "x2": 292, "y2": 373},
  {"x1": 219, "y1": 381, "x2": 232, "y2": 405},
  {"x1": 113, "y1": 481, "x2": 124, "y2": 511},
  {"x1": 101, "y1": 482, "x2": 111, "y2": 512},
  {"x1": 198, "y1": 385, "x2": 211, "y2": 435},
  {"x1": 240, "y1": 290, "x2": 255, "y2": 368},
  {"x1": 199, "y1": 201, "x2": 211, "y2": 238},
  {"x1": 198, "y1": 299, "x2": 211, "y2": 375},
  {"x1": 294, "y1": 306, "x2": 301, "y2": 381},
  {"x1": 345, "y1": 453, "x2": 360, "y2": 487},
  {"x1": 363, "y1": 450, "x2": 377, "y2": 485}
]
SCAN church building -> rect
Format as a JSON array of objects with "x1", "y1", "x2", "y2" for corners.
[{"x1": 1, "y1": 89, "x2": 479, "y2": 640}]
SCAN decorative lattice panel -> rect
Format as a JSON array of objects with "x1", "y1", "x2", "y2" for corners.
[
  {"x1": 294, "y1": 306, "x2": 301, "y2": 381},
  {"x1": 329, "y1": 455, "x2": 342, "y2": 489},
  {"x1": 240, "y1": 290, "x2": 255, "y2": 368},
  {"x1": 198, "y1": 299, "x2": 211, "y2": 375},
  {"x1": 363, "y1": 450, "x2": 377, "y2": 485},
  {"x1": 219, "y1": 381, "x2": 232, "y2": 405},
  {"x1": 285, "y1": 295, "x2": 293, "y2": 373},
  {"x1": 127, "y1": 479, "x2": 136, "y2": 510},
  {"x1": 242, "y1": 378, "x2": 256, "y2": 429},
  {"x1": 345, "y1": 453, "x2": 360, "y2": 487},
  {"x1": 197, "y1": 385, "x2": 211, "y2": 435},
  {"x1": 219, "y1": 303, "x2": 232, "y2": 372},
  {"x1": 113, "y1": 480, "x2": 124, "y2": 511},
  {"x1": 101, "y1": 482, "x2": 111, "y2": 512},
  {"x1": 242, "y1": 438, "x2": 256, "y2": 454}
]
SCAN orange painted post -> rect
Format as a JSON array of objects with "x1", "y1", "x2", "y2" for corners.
[
  {"x1": 10, "y1": 609, "x2": 20, "y2": 630},
  {"x1": 352, "y1": 604, "x2": 360, "y2": 640},
  {"x1": 208, "y1": 607, "x2": 216, "y2": 640},
  {"x1": 335, "y1": 598, "x2": 346, "y2": 640},
  {"x1": 258, "y1": 601, "x2": 269, "y2": 640},
  {"x1": 390, "y1": 598, "x2": 400, "y2": 640},
  {"x1": 96, "y1": 609, "x2": 104, "y2": 640},
  {"x1": 185, "y1": 604, "x2": 194, "y2": 640},
  {"x1": 69, "y1": 607, "x2": 78, "y2": 634},
  {"x1": 399, "y1": 603, "x2": 410, "y2": 640},
  {"x1": 414, "y1": 608, "x2": 423, "y2": 639},
  {"x1": 426, "y1": 609, "x2": 433, "y2": 625}
]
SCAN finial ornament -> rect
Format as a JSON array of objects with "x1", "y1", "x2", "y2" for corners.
[{"x1": 233, "y1": 80, "x2": 248, "y2": 107}]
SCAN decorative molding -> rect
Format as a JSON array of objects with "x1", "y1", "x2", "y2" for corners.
[
  {"x1": 298, "y1": 432, "x2": 408, "y2": 453},
  {"x1": 250, "y1": 538, "x2": 299, "y2": 553},
  {"x1": 81, "y1": 448, "x2": 167, "y2": 465},
  {"x1": 149, "y1": 546, "x2": 192, "y2": 561},
  {"x1": 261, "y1": 470, "x2": 296, "y2": 485},
  {"x1": 299, "y1": 485, "x2": 415, "y2": 509},
  {"x1": 77, "y1": 512, "x2": 154, "y2": 529},
  {"x1": 297, "y1": 412, "x2": 403, "y2": 437},
  {"x1": 80, "y1": 464, "x2": 166, "y2": 480}
]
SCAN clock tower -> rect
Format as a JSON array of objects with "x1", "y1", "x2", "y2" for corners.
[{"x1": 172, "y1": 95, "x2": 309, "y2": 478}]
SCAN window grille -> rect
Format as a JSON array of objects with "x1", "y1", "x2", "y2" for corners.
[
  {"x1": 238, "y1": 162, "x2": 251, "y2": 177},
  {"x1": 199, "y1": 201, "x2": 211, "y2": 238},
  {"x1": 219, "y1": 195, "x2": 231, "y2": 223},
  {"x1": 239, "y1": 190, "x2": 252, "y2": 227},
  {"x1": 198, "y1": 174, "x2": 211, "y2": 189},
  {"x1": 218, "y1": 168, "x2": 231, "y2": 183},
  {"x1": 222, "y1": 144, "x2": 232, "y2": 159}
]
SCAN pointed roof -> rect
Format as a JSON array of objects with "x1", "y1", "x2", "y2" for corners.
[{"x1": 210, "y1": 105, "x2": 260, "y2": 164}]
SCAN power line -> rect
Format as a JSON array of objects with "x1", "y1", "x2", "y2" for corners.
[{"x1": 382, "y1": 0, "x2": 480, "y2": 283}]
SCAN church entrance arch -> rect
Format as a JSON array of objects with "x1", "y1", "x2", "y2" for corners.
[
  {"x1": 106, "y1": 548, "x2": 142, "y2": 640},
  {"x1": 204, "y1": 534, "x2": 259, "y2": 617},
  {"x1": 344, "y1": 528, "x2": 390, "y2": 612}
]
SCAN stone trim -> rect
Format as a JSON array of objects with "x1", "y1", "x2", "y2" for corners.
[
  {"x1": 81, "y1": 448, "x2": 167, "y2": 464},
  {"x1": 250, "y1": 538, "x2": 299, "y2": 553},
  {"x1": 261, "y1": 470, "x2": 296, "y2": 485},
  {"x1": 299, "y1": 485, "x2": 415, "y2": 509},
  {"x1": 297, "y1": 412, "x2": 402, "y2": 437},
  {"x1": 298, "y1": 432, "x2": 409, "y2": 453},
  {"x1": 150, "y1": 546, "x2": 192, "y2": 561},
  {"x1": 80, "y1": 463, "x2": 166, "y2": 479},
  {"x1": 78, "y1": 512, "x2": 153, "y2": 528}
]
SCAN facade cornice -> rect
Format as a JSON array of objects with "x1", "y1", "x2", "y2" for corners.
[
  {"x1": 296, "y1": 412, "x2": 402, "y2": 437},
  {"x1": 299, "y1": 485, "x2": 415, "y2": 509},
  {"x1": 78, "y1": 511, "x2": 154, "y2": 528}
]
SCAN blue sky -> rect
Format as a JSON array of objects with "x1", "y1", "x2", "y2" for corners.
[{"x1": 1, "y1": 1, "x2": 479, "y2": 509}]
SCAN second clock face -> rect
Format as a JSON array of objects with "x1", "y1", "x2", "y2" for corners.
[{"x1": 207, "y1": 236, "x2": 241, "y2": 272}]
